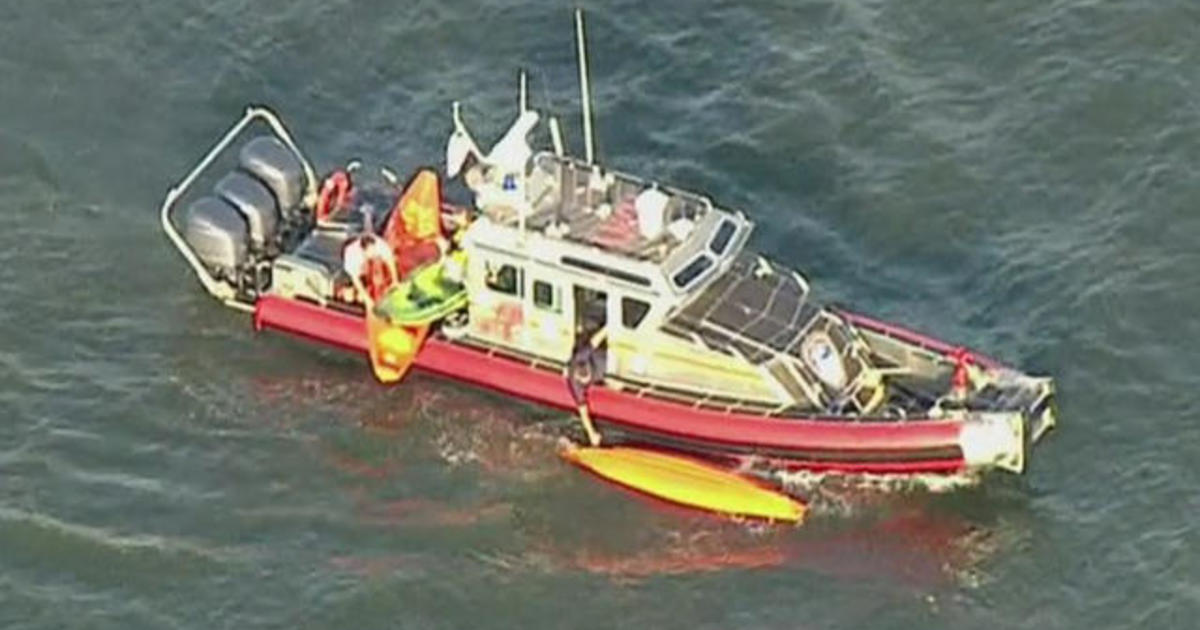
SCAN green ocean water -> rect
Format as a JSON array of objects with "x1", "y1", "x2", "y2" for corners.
[{"x1": 2, "y1": 1, "x2": 1199, "y2": 627}]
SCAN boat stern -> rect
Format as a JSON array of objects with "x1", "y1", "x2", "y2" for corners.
[
  {"x1": 958, "y1": 412, "x2": 1026, "y2": 474},
  {"x1": 1026, "y1": 376, "x2": 1058, "y2": 445},
  {"x1": 957, "y1": 375, "x2": 1057, "y2": 475}
]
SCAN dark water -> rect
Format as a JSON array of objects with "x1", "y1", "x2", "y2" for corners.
[{"x1": 3, "y1": 0, "x2": 1199, "y2": 627}]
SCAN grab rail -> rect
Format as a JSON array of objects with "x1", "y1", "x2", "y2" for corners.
[{"x1": 159, "y1": 106, "x2": 317, "y2": 311}]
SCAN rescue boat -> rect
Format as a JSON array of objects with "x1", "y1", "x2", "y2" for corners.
[{"x1": 160, "y1": 16, "x2": 1055, "y2": 480}]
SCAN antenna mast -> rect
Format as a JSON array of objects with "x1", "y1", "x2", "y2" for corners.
[
  {"x1": 519, "y1": 70, "x2": 528, "y2": 112},
  {"x1": 575, "y1": 9, "x2": 595, "y2": 164},
  {"x1": 549, "y1": 118, "x2": 565, "y2": 156}
]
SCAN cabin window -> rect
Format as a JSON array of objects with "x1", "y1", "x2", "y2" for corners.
[
  {"x1": 709, "y1": 219, "x2": 737, "y2": 255},
  {"x1": 533, "y1": 280, "x2": 560, "y2": 311},
  {"x1": 621, "y1": 297, "x2": 651, "y2": 329},
  {"x1": 485, "y1": 262, "x2": 523, "y2": 296},
  {"x1": 671, "y1": 254, "x2": 713, "y2": 288}
]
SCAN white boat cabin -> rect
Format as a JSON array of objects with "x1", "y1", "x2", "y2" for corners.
[{"x1": 444, "y1": 98, "x2": 887, "y2": 416}]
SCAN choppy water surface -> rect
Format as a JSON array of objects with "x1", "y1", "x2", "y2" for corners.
[{"x1": 2, "y1": 1, "x2": 1199, "y2": 628}]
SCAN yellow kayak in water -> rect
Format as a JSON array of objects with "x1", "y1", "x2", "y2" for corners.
[{"x1": 561, "y1": 446, "x2": 805, "y2": 523}]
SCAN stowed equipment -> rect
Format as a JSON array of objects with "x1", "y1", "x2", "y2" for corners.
[
  {"x1": 340, "y1": 168, "x2": 468, "y2": 384},
  {"x1": 161, "y1": 109, "x2": 471, "y2": 385}
]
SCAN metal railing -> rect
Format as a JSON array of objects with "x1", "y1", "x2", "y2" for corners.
[{"x1": 159, "y1": 106, "x2": 317, "y2": 311}]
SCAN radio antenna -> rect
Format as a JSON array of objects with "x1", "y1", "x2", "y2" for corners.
[
  {"x1": 575, "y1": 9, "x2": 595, "y2": 164},
  {"x1": 519, "y1": 69, "x2": 528, "y2": 112}
]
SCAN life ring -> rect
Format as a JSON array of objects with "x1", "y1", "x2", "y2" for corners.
[{"x1": 316, "y1": 170, "x2": 352, "y2": 222}]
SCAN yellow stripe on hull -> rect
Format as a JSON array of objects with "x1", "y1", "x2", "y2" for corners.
[{"x1": 561, "y1": 446, "x2": 805, "y2": 524}]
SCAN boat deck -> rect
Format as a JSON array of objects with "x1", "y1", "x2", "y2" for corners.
[{"x1": 478, "y1": 154, "x2": 714, "y2": 263}]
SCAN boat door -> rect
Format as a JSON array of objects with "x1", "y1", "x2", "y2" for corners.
[{"x1": 572, "y1": 285, "x2": 609, "y2": 366}]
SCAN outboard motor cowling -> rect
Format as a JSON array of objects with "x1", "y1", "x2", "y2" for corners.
[
  {"x1": 215, "y1": 170, "x2": 279, "y2": 251},
  {"x1": 184, "y1": 196, "x2": 248, "y2": 279},
  {"x1": 239, "y1": 136, "x2": 305, "y2": 213}
]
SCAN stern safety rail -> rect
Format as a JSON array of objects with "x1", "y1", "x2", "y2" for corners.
[{"x1": 160, "y1": 106, "x2": 317, "y2": 311}]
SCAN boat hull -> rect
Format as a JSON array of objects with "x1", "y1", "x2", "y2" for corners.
[{"x1": 254, "y1": 295, "x2": 973, "y2": 474}]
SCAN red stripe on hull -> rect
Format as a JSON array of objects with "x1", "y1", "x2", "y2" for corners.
[
  {"x1": 254, "y1": 295, "x2": 967, "y2": 473},
  {"x1": 757, "y1": 457, "x2": 966, "y2": 475},
  {"x1": 253, "y1": 297, "x2": 367, "y2": 353}
]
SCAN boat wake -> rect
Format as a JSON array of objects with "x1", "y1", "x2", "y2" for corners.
[
  {"x1": 419, "y1": 384, "x2": 985, "y2": 518},
  {"x1": 316, "y1": 398, "x2": 1011, "y2": 589},
  {"x1": 774, "y1": 468, "x2": 982, "y2": 519}
]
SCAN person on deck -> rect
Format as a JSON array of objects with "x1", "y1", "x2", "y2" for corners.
[
  {"x1": 342, "y1": 233, "x2": 398, "y2": 305},
  {"x1": 567, "y1": 318, "x2": 607, "y2": 446},
  {"x1": 931, "y1": 347, "x2": 992, "y2": 416}
]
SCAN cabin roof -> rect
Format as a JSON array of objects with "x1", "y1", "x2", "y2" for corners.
[{"x1": 466, "y1": 153, "x2": 753, "y2": 296}]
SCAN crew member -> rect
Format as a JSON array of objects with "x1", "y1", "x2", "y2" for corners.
[
  {"x1": 567, "y1": 318, "x2": 607, "y2": 446},
  {"x1": 342, "y1": 234, "x2": 397, "y2": 306},
  {"x1": 933, "y1": 347, "x2": 988, "y2": 416}
]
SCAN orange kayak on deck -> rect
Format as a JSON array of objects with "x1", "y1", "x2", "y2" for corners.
[
  {"x1": 383, "y1": 168, "x2": 444, "y2": 278},
  {"x1": 561, "y1": 446, "x2": 805, "y2": 523}
]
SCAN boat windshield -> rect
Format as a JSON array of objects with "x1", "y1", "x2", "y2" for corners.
[
  {"x1": 672, "y1": 254, "x2": 714, "y2": 288},
  {"x1": 709, "y1": 219, "x2": 737, "y2": 255},
  {"x1": 660, "y1": 207, "x2": 748, "y2": 294}
]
